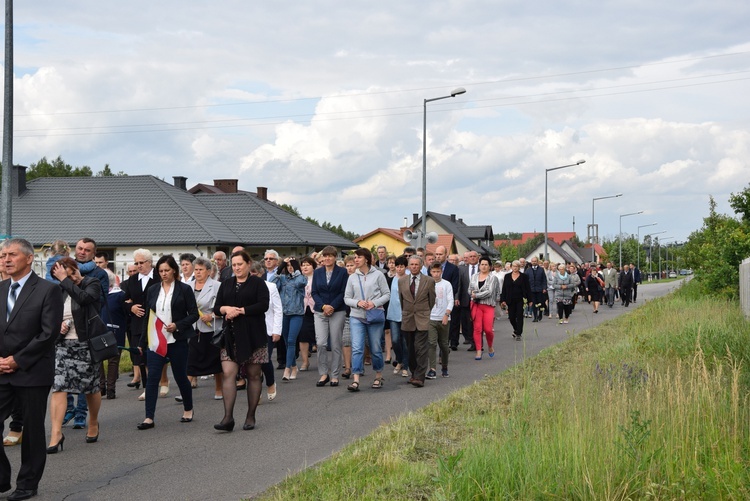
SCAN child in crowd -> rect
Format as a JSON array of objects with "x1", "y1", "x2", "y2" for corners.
[{"x1": 427, "y1": 262, "x2": 453, "y2": 379}]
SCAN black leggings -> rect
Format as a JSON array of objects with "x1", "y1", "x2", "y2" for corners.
[{"x1": 557, "y1": 302, "x2": 573, "y2": 319}]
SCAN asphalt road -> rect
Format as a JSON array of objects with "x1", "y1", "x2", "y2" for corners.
[{"x1": 3, "y1": 279, "x2": 683, "y2": 501}]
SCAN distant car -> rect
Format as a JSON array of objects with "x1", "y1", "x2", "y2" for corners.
[
  {"x1": 668, "y1": 271, "x2": 677, "y2": 278},
  {"x1": 679, "y1": 269, "x2": 693, "y2": 275}
]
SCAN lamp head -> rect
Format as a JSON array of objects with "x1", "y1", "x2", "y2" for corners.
[
  {"x1": 576, "y1": 159, "x2": 586, "y2": 165},
  {"x1": 450, "y1": 87, "x2": 467, "y2": 97}
]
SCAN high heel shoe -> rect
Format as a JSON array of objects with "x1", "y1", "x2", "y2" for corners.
[
  {"x1": 159, "y1": 384, "x2": 170, "y2": 397},
  {"x1": 289, "y1": 367, "x2": 298, "y2": 380},
  {"x1": 316, "y1": 375, "x2": 330, "y2": 387},
  {"x1": 46, "y1": 435, "x2": 64, "y2": 454},
  {"x1": 213, "y1": 419, "x2": 235, "y2": 432},
  {"x1": 242, "y1": 421, "x2": 255, "y2": 431},
  {"x1": 86, "y1": 425, "x2": 99, "y2": 443},
  {"x1": 126, "y1": 380, "x2": 141, "y2": 389},
  {"x1": 180, "y1": 410, "x2": 194, "y2": 423}
]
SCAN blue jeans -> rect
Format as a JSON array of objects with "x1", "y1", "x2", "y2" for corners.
[
  {"x1": 282, "y1": 315, "x2": 303, "y2": 368},
  {"x1": 145, "y1": 341, "x2": 192, "y2": 420},
  {"x1": 350, "y1": 317, "x2": 385, "y2": 375},
  {"x1": 389, "y1": 320, "x2": 408, "y2": 368},
  {"x1": 66, "y1": 392, "x2": 88, "y2": 419}
]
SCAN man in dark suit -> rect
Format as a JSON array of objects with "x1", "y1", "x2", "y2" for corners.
[
  {"x1": 619, "y1": 265, "x2": 633, "y2": 307},
  {"x1": 456, "y1": 251, "x2": 478, "y2": 350},
  {"x1": 398, "y1": 256, "x2": 435, "y2": 387},
  {"x1": 629, "y1": 263, "x2": 641, "y2": 302},
  {"x1": 0, "y1": 238, "x2": 63, "y2": 501},
  {"x1": 123, "y1": 249, "x2": 160, "y2": 392},
  {"x1": 434, "y1": 246, "x2": 460, "y2": 351}
]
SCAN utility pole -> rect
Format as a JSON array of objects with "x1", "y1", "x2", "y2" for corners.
[{"x1": 1, "y1": 0, "x2": 13, "y2": 238}]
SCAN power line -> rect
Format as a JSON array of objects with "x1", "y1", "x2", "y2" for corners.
[
  {"x1": 14, "y1": 50, "x2": 750, "y2": 118},
  {"x1": 13, "y1": 71, "x2": 750, "y2": 137}
]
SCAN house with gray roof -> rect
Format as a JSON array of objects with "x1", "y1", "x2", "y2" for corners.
[
  {"x1": 410, "y1": 211, "x2": 498, "y2": 257},
  {"x1": 5, "y1": 166, "x2": 357, "y2": 277}
]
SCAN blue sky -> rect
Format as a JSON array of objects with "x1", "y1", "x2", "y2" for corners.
[{"x1": 4, "y1": 1, "x2": 750, "y2": 244}]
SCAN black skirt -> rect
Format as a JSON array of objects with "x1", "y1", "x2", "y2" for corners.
[
  {"x1": 187, "y1": 331, "x2": 223, "y2": 376},
  {"x1": 298, "y1": 309, "x2": 316, "y2": 344}
]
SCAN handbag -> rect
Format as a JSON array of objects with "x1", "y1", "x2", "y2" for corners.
[
  {"x1": 86, "y1": 311, "x2": 119, "y2": 363},
  {"x1": 212, "y1": 320, "x2": 231, "y2": 349},
  {"x1": 357, "y1": 275, "x2": 385, "y2": 324}
]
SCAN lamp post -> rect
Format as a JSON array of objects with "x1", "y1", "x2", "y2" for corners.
[
  {"x1": 590, "y1": 193, "x2": 622, "y2": 244},
  {"x1": 420, "y1": 87, "x2": 466, "y2": 248},
  {"x1": 647, "y1": 230, "x2": 666, "y2": 277},
  {"x1": 659, "y1": 237, "x2": 674, "y2": 279},
  {"x1": 544, "y1": 159, "x2": 586, "y2": 259},
  {"x1": 618, "y1": 211, "x2": 643, "y2": 268},
  {"x1": 636, "y1": 222, "x2": 658, "y2": 271}
]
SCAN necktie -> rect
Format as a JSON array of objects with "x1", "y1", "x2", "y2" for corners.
[
  {"x1": 470, "y1": 265, "x2": 476, "y2": 278},
  {"x1": 7, "y1": 282, "x2": 19, "y2": 321},
  {"x1": 410, "y1": 276, "x2": 416, "y2": 298}
]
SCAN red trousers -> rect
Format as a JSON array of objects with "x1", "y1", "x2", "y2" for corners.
[{"x1": 471, "y1": 302, "x2": 495, "y2": 349}]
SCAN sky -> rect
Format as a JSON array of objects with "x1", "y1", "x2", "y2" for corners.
[{"x1": 4, "y1": 1, "x2": 750, "y2": 245}]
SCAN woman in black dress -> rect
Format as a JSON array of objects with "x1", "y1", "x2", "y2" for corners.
[
  {"x1": 213, "y1": 251, "x2": 269, "y2": 431},
  {"x1": 499, "y1": 260, "x2": 533, "y2": 340},
  {"x1": 296, "y1": 256, "x2": 317, "y2": 372},
  {"x1": 585, "y1": 264, "x2": 605, "y2": 314}
]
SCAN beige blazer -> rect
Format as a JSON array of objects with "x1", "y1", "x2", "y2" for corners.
[{"x1": 398, "y1": 274, "x2": 436, "y2": 332}]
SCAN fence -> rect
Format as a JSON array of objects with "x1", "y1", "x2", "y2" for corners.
[{"x1": 741, "y1": 257, "x2": 750, "y2": 319}]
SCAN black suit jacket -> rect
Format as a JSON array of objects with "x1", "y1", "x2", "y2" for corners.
[
  {"x1": 141, "y1": 281, "x2": 199, "y2": 349},
  {"x1": 619, "y1": 270, "x2": 634, "y2": 288},
  {"x1": 456, "y1": 265, "x2": 471, "y2": 307},
  {"x1": 0, "y1": 272, "x2": 63, "y2": 387},
  {"x1": 123, "y1": 272, "x2": 160, "y2": 339},
  {"x1": 219, "y1": 266, "x2": 233, "y2": 283},
  {"x1": 441, "y1": 261, "x2": 460, "y2": 302}
]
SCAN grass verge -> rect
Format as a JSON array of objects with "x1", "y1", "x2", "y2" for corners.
[{"x1": 256, "y1": 280, "x2": 750, "y2": 500}]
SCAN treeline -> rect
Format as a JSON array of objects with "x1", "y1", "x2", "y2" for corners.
[
  {"x1": 279, "y1": 204, "x2": 359, "y2": 241},
  {"x1": 0, "y1": 155, "x2": 126, "y2": 182}
]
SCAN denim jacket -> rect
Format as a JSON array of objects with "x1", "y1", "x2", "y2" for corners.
[{"x1": 271, "y1": 271, "x2": 306, "y2": 316}]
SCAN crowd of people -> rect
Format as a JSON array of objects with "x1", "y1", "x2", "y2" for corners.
[{"x1": 0, "y1": 236, "x2": 643, "y2": 500}]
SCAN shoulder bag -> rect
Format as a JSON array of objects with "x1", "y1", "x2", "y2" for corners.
[
  {"x1": 86, "y1": 308, "x2": 119, "y2": 364},
  {"x1": 357, "y1": 275, "x2": 385, "y2": 324}
]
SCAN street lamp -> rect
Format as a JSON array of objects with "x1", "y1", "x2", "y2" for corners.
[
  {"x1": 420, "y1": 87, "x2": 466, "y2": 247},
  {"x1": 618, "y1": 211, "x2": 643, "y2": 268},
  {"x1": 648, "y1": 230, "x2": 666, "y2": 277},
  {"x1": 544, "y1": 159, "x2": 586, "y2": 259},
  {"x1": 590, "y1": 193, "x2": 622, "y2": 244},
  {"x1": 636, "y1": 222, "x2": 658, "y2": 271},
  {"x1": 659, "y1": 237, "x2": 674, "y2": 278}
]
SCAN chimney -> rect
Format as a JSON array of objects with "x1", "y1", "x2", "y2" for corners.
[
  {"x1": 173, "y1": 176, "x2": 187, "y2": 190},
  {"x1": 256, "y1": 186, "x2": 268, "y2": 201},
  {"x1": 413, "y1": 213, "x2": 419, "y2": 224},
  {"x1": 214, "y1": 179, "x2": 238, "y2": 194},
  {"x1": 12, "y1": 165, "x2": 27, "y2": 196},
  {"x1": 450, "y1": 214, "x2": 456, "y2": 222}
]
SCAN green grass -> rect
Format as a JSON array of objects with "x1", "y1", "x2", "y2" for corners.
[{"x1": 256, "y1": 280, "x2": 750, "y2": 500}]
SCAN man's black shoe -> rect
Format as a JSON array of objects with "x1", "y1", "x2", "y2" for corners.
[
  {"x1": 450, "y1": 346, "x2": 457, "y2": 351},
  {"x1": 8, "y1": 489, "x2": 38, "y2": 501}
]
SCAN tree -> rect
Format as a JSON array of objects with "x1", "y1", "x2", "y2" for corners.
[
  {"x1": 26, "y1": 156, "x2": 92, "y2": 180},
  {"x1": 95, "y1": 164, "x2": 127, "y2": 177},
  {"x1": 728, "y1": 183, "x2": 750, "y2": 225},
  {"x1": 683, "y1": 195, "x2": 750, "y2": 298},
  {"x1": 279, "y1": 203, "x2": 301, "y2": 217}
]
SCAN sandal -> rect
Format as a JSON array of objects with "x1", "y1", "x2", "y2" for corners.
[
  {"x1": 371, "y1": 377, "x2": 384, "y2": 389},
  {"x1": 347, "y1": 381, "x2": 360, "y2": 392},
  {"x1": 341, "y1": 369, "x2": 351, "y2": 379}
]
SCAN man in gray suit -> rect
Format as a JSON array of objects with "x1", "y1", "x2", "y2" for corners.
[
  {"x1": 0, "y1": 238, "x2": 64, "y2": 501},
  {"x1": 602, "y1": 262, "x2": 618, "y2": 307},
  {"x1": 398, "y1": 257, "x2": 435, "y2": 387}
]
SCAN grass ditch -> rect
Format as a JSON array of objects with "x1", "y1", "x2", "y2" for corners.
[{"x1": 256, "y1": 280, "x2": 750, "y2": 500}]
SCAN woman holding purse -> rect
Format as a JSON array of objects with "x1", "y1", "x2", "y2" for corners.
[{"x1": 47, "y1": 258, "x2": 104, "y2": 452}]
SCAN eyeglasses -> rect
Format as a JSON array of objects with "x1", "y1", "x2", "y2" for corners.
[
  {"x1": 134, "y1": 260, "x2": 148, "y2": 265},
  {"x1": 264, "y1": 257, "x2": 277, "y2": 261}
]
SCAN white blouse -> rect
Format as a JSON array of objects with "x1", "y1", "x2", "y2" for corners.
[{"x1": 156, "y1": 282, "x2": 176, "y2": 344}]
